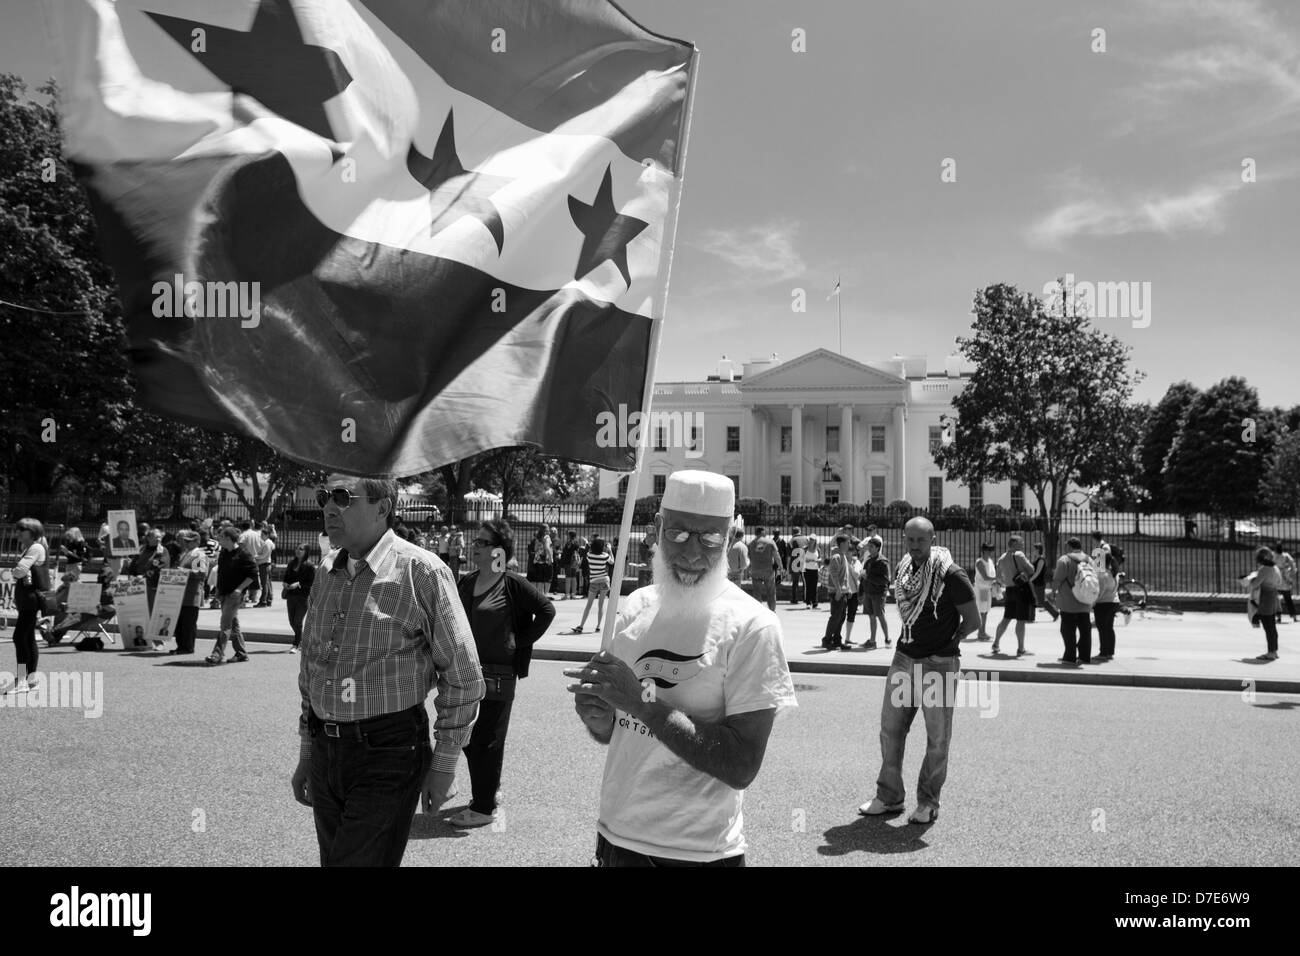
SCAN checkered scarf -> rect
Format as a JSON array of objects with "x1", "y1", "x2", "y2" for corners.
[{"x1": 894, "y1": 546, "x2": 955, "y2": 633}]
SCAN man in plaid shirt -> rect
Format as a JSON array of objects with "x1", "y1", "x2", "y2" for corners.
[{"x1": 291, "y1": 475, "x2": 484, "y2": 867}]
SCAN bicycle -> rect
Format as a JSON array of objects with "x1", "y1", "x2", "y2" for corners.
[{"x1": 1116, "y1": 570, "x2": 1181, "y2": 623}]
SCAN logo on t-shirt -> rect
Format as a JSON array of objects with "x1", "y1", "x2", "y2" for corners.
[{"x1": 634, "y1": 648, "x2": 705, "y2": 688}]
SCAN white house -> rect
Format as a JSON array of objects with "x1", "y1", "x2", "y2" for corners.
[{"x1": 597, "y1": 348, "x2": 1028, "y2": 510}]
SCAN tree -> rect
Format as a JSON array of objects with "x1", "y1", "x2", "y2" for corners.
[
  {"x1": 117, "y1": 412, "x2": 230, "y2": 518},
  {"x1": 471, "y1": 446, "x2": 585, "y2": 518},
  {"x1": 0, "y1": 75, "x2": 136, "y2": 494},
  {"x1": 208, "y1": 434, "x2": 326, "y2": 522},
  {"x1": 1261, "y1": 428, "x2": 1300, "y2": 516},
  {"x1": 1139, "y1": 382, "x2": 1200, "y2": 512},
  {"x1": 1163, "y1": 377, "x2": 1266, "y2": 533},
  {"x1": 932, "y1": 282, "x2": 1144, "y2": 559}
]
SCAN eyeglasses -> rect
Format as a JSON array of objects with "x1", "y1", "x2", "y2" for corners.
[
  {"x1": 317, "y1": 487, "x2": 373, "y2": 509},
  {"x1": 662, "y1": 528, "x2": 727, "y2": 549}
]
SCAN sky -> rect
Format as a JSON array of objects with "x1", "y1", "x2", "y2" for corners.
[{"x1": 3, "y1": 0, "x2": 1298, "y2": 407}]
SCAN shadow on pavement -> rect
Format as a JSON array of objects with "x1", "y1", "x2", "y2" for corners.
[
  {"x1": 1251, "y1": 700, "x2": 1300, "y2": 710},
  {"x1": 409, "y1": 807, "x2": 471, "y2": 841},
  {"x1": 818, "y1": 816, "x2": 931, "y2": 857}
]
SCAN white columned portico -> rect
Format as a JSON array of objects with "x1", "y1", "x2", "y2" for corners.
[
  {"x1": 791, "y1": 405, "x2": 804, "y2": 504},
  {"x1": 892, "y1": 403, "x2": 907, "y2": 503},
  {"x1": 740, "y1": 409, "x2": 755, "y2": 497},
  {"x1": 840, "y1": 404, "x2": 854, "y2": 504}
]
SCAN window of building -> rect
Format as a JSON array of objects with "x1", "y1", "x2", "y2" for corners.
[
  {"x1": 688, "y1": 425, "x2": 703, "y2": 453},
  {"x1": 653, "y1": 427, "x2": 667, "y2": 452},
  {"x1": 780, "y1": 426, "x2": 792, "y2": 453},
  {"x1": 928, "y1": 426, "x2": 944, "y2": 455},
  {"x1": 618, "y1": 475, "x2": 630, "y2": 496},
  {"x1": 780, "y1": 475, "x2": 791, "y2": 506},
  {"x1": 824, "y1": 489, "x2": 839, "y2": 505},
  {"x1": 826, "y1": 425, "x2": 839, "y2": 454},
  {"x1": 727, "y1": 474, "x2": 740, "y2": 498},
  {"x1": 726, "y1": 425, "x2": 740, "y2": 453},
  {"x1": 969, "y1": 482, "x2": 983, "y2": 511},
  {"x1": 1011, "y1": 482, "x2": 1025, "y2": 513},
  {"x1": 870, "y1": 425, "x2": 886, "y2": 453},
  {"x1": 870, "y1": 475, "x2": 886, "y2": 507},
  {"x1": 928, "y1": 476, "x2": 943, "y2": 512},
  {"x1": 652, "y1": 474, "x2": 666, "y2": 496}
]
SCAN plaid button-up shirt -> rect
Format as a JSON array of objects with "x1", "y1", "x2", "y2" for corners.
[{"x1": 298, "y1": 530, "x2": 484, "y2": 775}]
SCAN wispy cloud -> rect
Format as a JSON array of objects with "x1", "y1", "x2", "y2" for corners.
[
  {"x1": 688, "y1": 219, "x2": 806, "y2": 285},
  {"x1": 1027, "y1": 180, "x2": 1242, "y2": 247}
]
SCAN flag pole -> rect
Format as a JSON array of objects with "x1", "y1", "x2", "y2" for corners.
[
  {"x1": 600, "y1": 50, "x2": 701, "y2": 653},
  {"x1": 837, "y1": 275, "x2": 842, "y2": 354}
]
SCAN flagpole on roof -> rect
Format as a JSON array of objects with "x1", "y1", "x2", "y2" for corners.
[{"x1": 599, "y1": 47, "x2": 702, "y2": 653}]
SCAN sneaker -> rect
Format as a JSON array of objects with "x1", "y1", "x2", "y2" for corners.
[
  {"x1": 3, "y1": 681, "x2": 28, "y2": 696},
  {"x1": 858, "y1": 798, "x2": 905, "y2": 816},
  {"x1": 884, "y1": 638, "x2": 892, "y2": 647},
  {"x1": 908, "y1": 805, "x2": 939, "y2": 825},
  {"x1": 232, "y1": 653, "x2": 250, "y2": 663},
  {"x1": 1256, "y1": 652, "x2": 1279, "y2": 661},
  {"x1": 205, "y1": 655, "x2": 223, "y2": 667},
  {"x1": 863, "y1": 640, "x2": 878, "y2": 650},
  {"x1": 448, "y1": 808, "x2": 496, "y2": 828},
  {"x1": 288, "y1": 646, "x2": 299, "y2": 653}
]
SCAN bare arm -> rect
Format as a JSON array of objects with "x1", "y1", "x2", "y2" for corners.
[
  {"x1": 956, "y1": 599, "x2": 981, "y2": 639},
  {"x1": 636, "y1": 704, "x2": 776, "y2": 791}
]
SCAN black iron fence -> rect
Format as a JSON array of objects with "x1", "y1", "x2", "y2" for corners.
[{"x1": 1, "y1": 494, "x2": 1292, "y2": 596}]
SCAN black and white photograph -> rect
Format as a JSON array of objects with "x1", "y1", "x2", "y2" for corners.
[{"x1": 0, "y1": 0, "x2": 1294, "y2": 932}]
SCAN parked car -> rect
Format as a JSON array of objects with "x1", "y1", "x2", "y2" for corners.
[
  {"x1": 1222, "y1": 519, "x2": 1261, "y2": 540},
  {"x1": 398, "y1": 504, "x2": 443, "y2": 526}
]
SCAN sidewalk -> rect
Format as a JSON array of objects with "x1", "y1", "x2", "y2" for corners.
[{"x1": 59, "y1": 590, "x2": 1296, "y2": 695}]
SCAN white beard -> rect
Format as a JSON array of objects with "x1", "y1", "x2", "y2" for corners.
[{"x1": 652, "y1": 548, "x2": 728, "y2": 616}]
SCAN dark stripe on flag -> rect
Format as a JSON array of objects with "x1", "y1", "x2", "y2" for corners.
[
  {"x1": 360, "y1": 0, "x2": 693, "y2": 173},
  {"x1": 76, "y1": 152, "x2": 648, "y2": 475}
]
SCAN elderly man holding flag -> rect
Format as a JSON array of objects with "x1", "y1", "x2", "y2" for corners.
[{"x1": 566, "y1": 470, "x2": 797, "y2": 867}]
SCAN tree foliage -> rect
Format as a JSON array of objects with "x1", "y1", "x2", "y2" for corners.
[
  {"x1": 0, "y1": 74, "x2": 134, "y2": 494},
  {"x1": 932, "y1": 282, "x2": 1144, "y2": 556},
  {"x1": 471, "y1": 446, "x2": 585, "y2": 518},
  {"x1": 1261, "y1": 428, "x2": 1300, "y2": 516},
  {"x1": 1163, "y1": 377, "x2": 1265, "y2": 520},
  {"x1": 1139, "y1": 381, "x2": 1199, "y2": 511}
]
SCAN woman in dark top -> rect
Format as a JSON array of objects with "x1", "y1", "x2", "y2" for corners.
[
  {"x1": 282, "y1": 543, "x2": 316, "y2": 652},
  {"x1": 452, "y1": 519, "x2": 556, "y2": 827},
  {"x1": 6, "y1": 518, "x2": 49, "y2": 695}
]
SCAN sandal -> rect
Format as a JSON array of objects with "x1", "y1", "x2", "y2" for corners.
[{"x1": 565, "y1": 626, "x2": 583, "y2": 634}]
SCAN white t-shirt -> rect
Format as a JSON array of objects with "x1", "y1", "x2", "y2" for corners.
[{"x1": 598, "y1": 581, "x2": 798, "y2": 862}]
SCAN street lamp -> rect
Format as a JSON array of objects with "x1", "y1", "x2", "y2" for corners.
[{"x1": 821, "y1": 460, "x2": 833, "y2": 483}]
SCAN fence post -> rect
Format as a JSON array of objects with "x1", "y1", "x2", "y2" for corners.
[{"x1": 1214, "y1": 544, "x2": 1222, "y2": 596}]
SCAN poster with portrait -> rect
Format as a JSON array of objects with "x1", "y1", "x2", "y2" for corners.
[
  {"x1": 147, "y1": 568, "x2": 186, "y2": 651},
  {"x1": 66, "y1": 573, "x2": 103, "y2": 616},
  {"x1": 107, "y1": 509, "x2": 139, "y2": 558},
  {"x1": 114, "y1": 576, "x2": 151, "y2": 651}
]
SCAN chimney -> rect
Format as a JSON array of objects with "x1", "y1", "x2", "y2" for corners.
[
  {"x1": 717, "y1": 355, "x2": 734, "y2": 382},
  {"x1": 945, "y1": 353, "x2": 962, "y2": 378}
]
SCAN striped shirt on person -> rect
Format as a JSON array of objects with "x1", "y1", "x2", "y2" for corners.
[
  {"x1": 298, "y1": 529, "x2": 484, "y2": 775},
  {"x1": 586, "y1": 550, "x2": 613, "y2": 589}
]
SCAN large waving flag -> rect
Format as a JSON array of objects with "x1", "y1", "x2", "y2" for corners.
[{"x1": 43, "y1": 0, "x2": 696, "y2": 475}]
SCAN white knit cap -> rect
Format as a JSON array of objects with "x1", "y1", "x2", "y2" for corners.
[{"x1": 661, "y1": 469, "x2": 735, "y2": 518}]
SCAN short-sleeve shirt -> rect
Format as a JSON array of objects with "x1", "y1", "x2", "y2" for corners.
[
  {"x1": 897, "y1": 566, "x2": 975, "y2": 659},
  {"x1": 469, "y1": 575, "x2": 515, "y2": 667},
  {"x1": 598, "y1": 581, "x2": 798, "y2": 862}
]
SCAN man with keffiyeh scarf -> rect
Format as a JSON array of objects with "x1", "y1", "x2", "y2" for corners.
[{"x1": 858, "y1": 517, "x2": 979, "y2": 824}]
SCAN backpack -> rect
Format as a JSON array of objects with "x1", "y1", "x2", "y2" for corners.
[
  {"x1": 74, "y1": 635, "x2": 104, "y2": 652},
  {"x1": 1070, "y1": 556, "x2": 1100, "y2": 606}
]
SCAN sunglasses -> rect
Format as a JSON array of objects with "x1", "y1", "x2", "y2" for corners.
[
  {"x1": 317, "y1": 487, "x2": 373, "y2": 509},
  {"x1": 662, "y1": 528, "x2": 727, "y2": 549}
]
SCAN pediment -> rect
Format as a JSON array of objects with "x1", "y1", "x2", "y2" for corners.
[{"x1": 742, "y1": 349, "x2": 906, "y2": 391}]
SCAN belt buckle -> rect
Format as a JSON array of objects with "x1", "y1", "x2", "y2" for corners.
[{"x1": 324, "y1": 722, "x2": 341, "y2": 738}]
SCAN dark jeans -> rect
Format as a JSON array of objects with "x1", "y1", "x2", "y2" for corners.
[
  {"x1": 592, "y1": 833, "x2": 744, "y2": 868},
  {"x1": 286, "y1": 595, "x2": 309, "y2": 647},
  {"x1": 257, "y1": 564, "x2": 271, "y2": 604},
  {"x1": 1060, "y1": 611, "x2": 1092, "y2": 663},
  {"x1": 308, "y1": 705, "x2": 433, "y2": 867},
  {"x1": 1281, "y1": 590, "x2": 1296, "y2": 619},
  {"x1": 1261, "y1": 613, "x2": 1279, "y2": 653},
  {"x1": 803, "y1": 570, "x2": 820, "y2": 607},
  {"x1": 465, "y1": 697, "x2": 513, "y2": 814},
  {"x1": 1094, "y1": 603, "x2": 1118, "y2": 657},
  {"x1": 823, "y1": 593, "x2": 856, "y2": 645},
  {"x1": 751, "y1": 575, "x2": 776, "y2": 611},
  {"x1": 175, "y1": 605, "x2": 199, "y2": 653},
  {"x1": 12, "y1": 606, "x2": 39, "y2": 675},
  {"x1": 789, "y1": 570, "x2": 802, "y2": 604}
]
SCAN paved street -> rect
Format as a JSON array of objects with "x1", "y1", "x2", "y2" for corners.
[{"x1": 1, "y1": 646, "x2": 1296, "y2": 867}]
